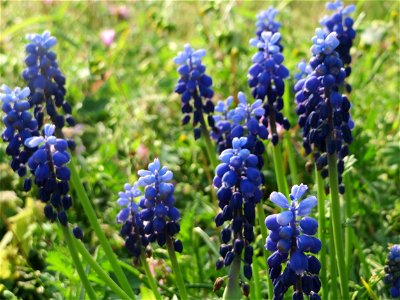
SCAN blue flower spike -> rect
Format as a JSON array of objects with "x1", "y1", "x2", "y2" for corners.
[
  {"x1": 255, "y1": 7, "x2": 281, "y2": 50},
  {"x1": 173, "y1": 44, "x2": 215, "y2": 140},
  {"x1": 214, "y1": 136, "x2": 264, "y2": 295},
  {"x1": 211, "y1": 96, "x2": 234, "y2": 153},
  {"x1": 248, "y1": 8, "x2": 291, "y2": 145},
  {"x1": 21, "y1": 123, "x2": 73, "y2": 227},
  {"x1": 23, "y1": 31, "x2": 75, "y2": 130},
  {"x1": 1, "y1": 85, "x2": 39, "y2": 178},
  {"x1": 265, "y1": 184, "x2": 321, "y2": 300},
  {"x1": 321, "y1": 0, "x2": 356, "y2": 92},
  {"x1": 117, "y1": 159, "x2": 182, "y2": 257},
  {"x1": 294, "y1": 26, "x2": 353, "y2": 194},
  {"x1": 384, "y1": 245, "x2": 400, "y2": 298}
]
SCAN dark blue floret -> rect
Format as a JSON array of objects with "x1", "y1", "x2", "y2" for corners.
[{"x1": 72, "y1": 226, "x2": 83, "y2": 240}]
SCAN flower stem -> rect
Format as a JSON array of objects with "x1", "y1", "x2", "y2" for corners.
[
  {"x1": 140, "y1": 252, "x2": 162, "y2": 300},
  {"x1": 256, "y1": 203, "x2": 273, "y2": 299},
  {"x1": 328, "y1": 152, "x2": 349, "y2": 299},
  {"x1": 61, "y1": 226, "x2": 96, "y2": 300},
  {"x1": 166, "y1": 236, "x2": 188, "y2": 300},
  {"x1": 199, "y1": 112, "x2": 217, "y2": 169},
  {"x1": 73, "y1": 238, "x2": 132, "y2": 299},
  {"x1": 69, "y1": 158, "x2": 136, "y2": 299},
  {"x1": 344, "y1": 173, "x2": 353, "y2": 279},
  {"x1": 315, "y1": 167, "x2": 327, "y2": 299},
  {"x1": 252, "y1": 256, "x2": 262, "y2": 300},
  {"x1": 284, "y1": 133, "x2": 299, "y2": 186},
  {"x1": 328, "y1": 219, "x2": 338, "y2": 300},
  {"x1": 271, "y1": 143, "x2": 289, "y2": 196},
  {"x1": 222, "y1": 255, "x2": 242, "y2": 300}
]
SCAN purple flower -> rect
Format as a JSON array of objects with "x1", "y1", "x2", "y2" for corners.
[{"x1": 100, "y1": 29, "x2": 115, "y2": 47}]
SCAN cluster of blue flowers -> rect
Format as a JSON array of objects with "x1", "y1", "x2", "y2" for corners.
[
  {"x1": 213, "y1": 137, "x2": 263, "y2": 290},
  {"x1": 321, "y1": 1, "x2": 356, "y2": 92},
  {"x1": 211, "y1": 96, "x2": 234, "y2": 153},
  {"x1": 265, "y1": 184, "x2": 321, "y2": 300},
  {"x1": 384, "y1": 245, "x2": 400, "y2": 298},
  {"x1": 23, "y1": 31, "x2": 74, "y2": 130},
  {"x1": 255, "y1": 7, "x2": 281, "y2": 46},
  {"x1": 1, "y1": 85, "x2": 39, "y2": 178},
  {"x1": 294, "y1": 29, "x2": 353, "y2": 193},
  {"x1": 212, "y1": 92, "x2": 268, "y2": 171},
  {"x1": 116, "y1": 159, "x2": 182, "y2": 258},
  {"x1": 173, "y1": 44, "x2": 215, "y2": 140},
  {"x1": 23, "y1": 124, "x2": 72, "y2": 226},
  {"x1": 248, "y1": 31, "x2": 290, "y2": 145}
]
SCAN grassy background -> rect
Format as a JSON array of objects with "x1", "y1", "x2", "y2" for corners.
[{"x1": 0, "y1": 0, "x2": 399, "y2": 299}]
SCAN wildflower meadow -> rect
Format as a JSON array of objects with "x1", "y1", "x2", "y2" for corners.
[{"x1": 0, "y1": 1, "x2": 399, "y2": 300}]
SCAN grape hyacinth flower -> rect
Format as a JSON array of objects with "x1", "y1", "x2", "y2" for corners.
[
  {"x1": 211, "y1": 96, "x2": 234, "y2": 154},
  {"x1": 255, "y1": 7, "x2": 282, "y2": 50},
  {"x1": 173, "y1": 44, "x2": 215, "y2": 140},
  {"x1": 1, "y1": 85, "x2": 39, "y2": 178},
  {"x1": 384, "y1": 245, "x2": 400, "y2": 298},
  {"x1": 248, "y1": 31, "x2": 290, "y2": 145},
  {"x1": 116, "y1": 182, "x2": 148, "y2": 258},
  {"x1": 22, "y1": 31, "x2": 74, "y2": 129},
  {"x1": 214, "y1": 137, "x2": 263, "y2": 293},
  {"x1": 24, "y1": 124, "x2": 72, "y2": 226},
  {"x1": 321, "y1": 1, "x2": 356, "y2": 91},
  {"x1": 228, "y1": 92, "x2": 268, "y2": 172},
  {"x1": 294, "y1": 29, "x2": 353, "y2": 193},
  {"x1": 265, "y1": 184, "x2": 321, "y2": 300},
  {"x1": 137, "y1": 159, "x2": 183, "y2": 252}
]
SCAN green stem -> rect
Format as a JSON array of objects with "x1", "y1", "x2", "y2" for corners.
[
  {"x1": 140, "y1": 253, "x2": 162, "y2": 300},
  {"x1": 344, "y1": 173, "x2": 353, "y2": 279},
  {"x1": 252, "y1": 256, "x2": 262, "y2": 300},
  {"x1": 256, "y1": 204, "x2": 273, "y2": 299},
  {"x1": 271, "y1": 143, "x2": 289, "y2": 196},
  {"x1": 166, "y1": 236, "x2": 188, "y2": 300},
  {"x1": 74, "y1": 239, "x2": 132, "y2": 299},
  {"x1": 284, "y1": 133, "x2": 299, "y2": 186},
  {"x1": 328, "y1": 153, "x2": 349, "y2": 299},
  {"x1": 193, "y1": 230, "x2": 205, "y2": 283},
  {"x1": 222, "y1": 256, "x2": 241, "y2": 300},
  {"x1": 61, "y1": 226, "x2": 96, "y2": 300},
  {"x1": 199, "y1": 112, "x2": 218, "y2": 169},
  {"x1": 315, "y1": 167, "x2": 327, "y2": 299},
  {"x1": 328, "y1": 220, "x2": 339, "y2": 300},
  {"x1": 69, "y1": 158, "x2": 136, "y2": 299},
  {"x1": 352, "y1": 228, "x2": 370, "y2": 279}
]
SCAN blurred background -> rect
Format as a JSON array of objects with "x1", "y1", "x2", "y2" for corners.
[{"x1": 0, "y1": 1, "x2": 399, "y2": 299}]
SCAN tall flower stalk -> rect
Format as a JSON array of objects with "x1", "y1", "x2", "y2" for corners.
[
  {"x1": 214, "y1": 137, "x2": 263, "y2": 299},
  {"x1": 0, "y1": 31, "x2": 137, "y2": 298},
  {"x1": 116, "y1": 159, "x2": 186, "y2": 300},
  {"x1": 173, "y1": 44, "x2": 217, "y2": 168},
  {"x1": 294, "y1": 29, "x2": 353, "y2": 299}
]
